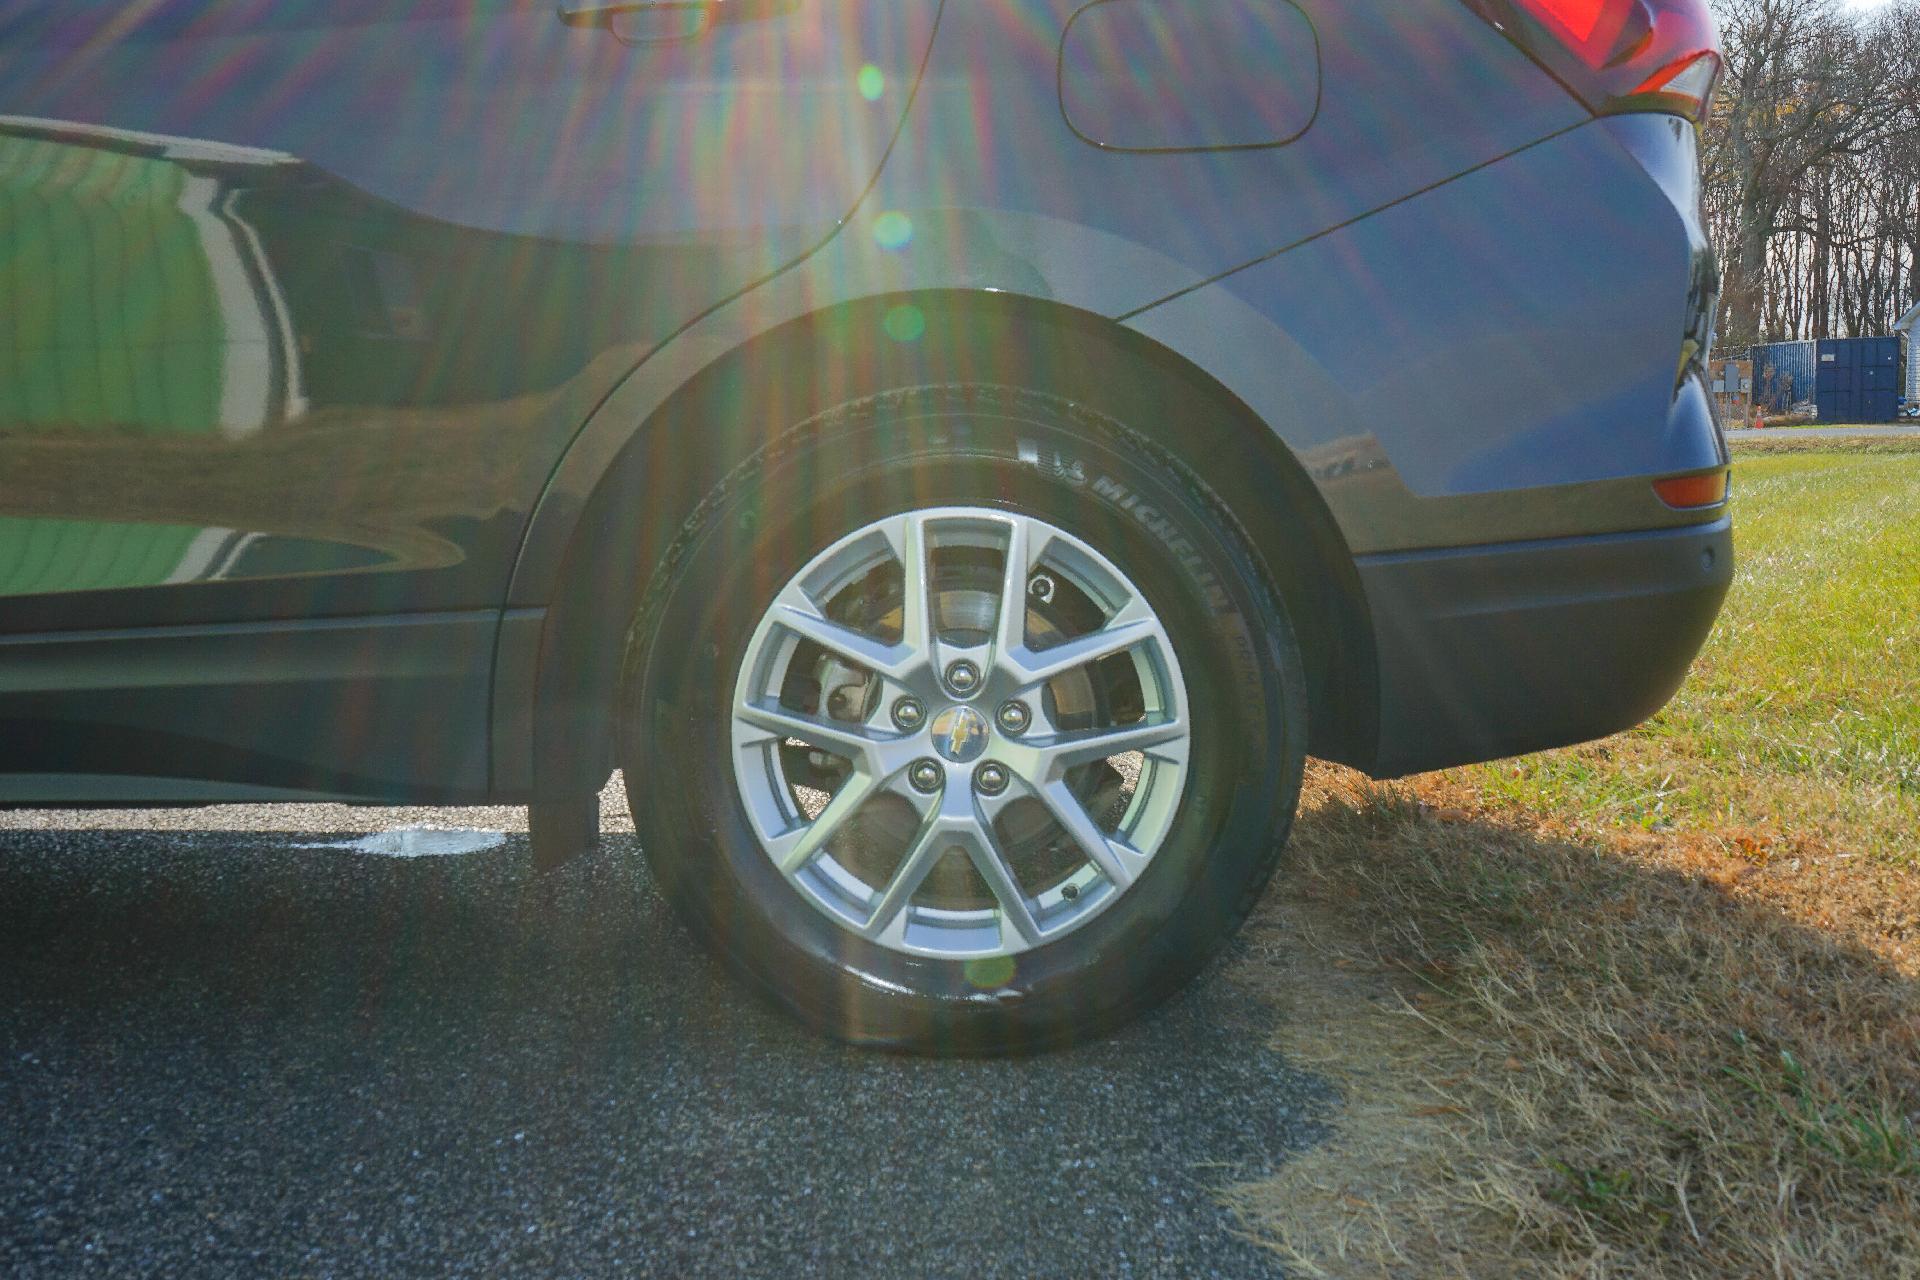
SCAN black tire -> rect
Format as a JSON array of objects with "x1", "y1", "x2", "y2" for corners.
[{"x1": 619, "y1": 384, "x2": 1308, "y2": 1053}]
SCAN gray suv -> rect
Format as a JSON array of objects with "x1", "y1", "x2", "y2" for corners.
[{"x1": 0, "y1": 0, "x2": 1731, "y2": 1048}]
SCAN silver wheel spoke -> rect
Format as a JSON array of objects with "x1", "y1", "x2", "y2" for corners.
[
  {"x1": 993, "y1": 515, "x2": 1032, "y2": 658},
  {"x1": 966, "y1": 828, "x2": 1042, "y2": 948},
  {"x1": 771, "y1": 591, "x2": 916, "y2": 682},
  {"x1": 767, "y1": 770, "x2": 881, "y2": 873},
  {"x1": 1002, "y1": 615, "x2": 1158, "y2": 688},
  {"x1": 885, "y1": 514, "x2": 936, "y2": 656},
  {"x1": 1035, "y1": 778, "x2": 1141, "y2": 890},
  {"x1": 736, "y1": 698, "x2": 885, "y2": 770},
  {"x1": 861, "y1": 819, "x2": 948, "y2": 944},
  {"x1": 1018, "y1": 715, "x2": 1188, "y2": 777},
  {"x1": 732, "y1": 505, "x2": 1193, "y2": 960}
]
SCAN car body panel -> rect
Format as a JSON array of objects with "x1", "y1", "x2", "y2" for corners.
[
  {"x1": 0, "y1": 0, "x2": 940, "y2": 631},
  {"x1": 0, "y1": 0, "x2": 940, "y2": 797},
  {"x1": 0, "y1": 0, "x2": 1729, "y2": 804},
  {"x1": 1057, "y1": 0, "x2": 1321, "y2": 153},
  {"x1": 506, "y1": 0, "x2": 1594, "y2": 599},
  {"x1": 1359, "y1": 517, "x2": 1732, "y2": 777},
  {"x1": 491, "y1": 112, "x2": 1724, "y2": 797},
  {"x1": 1123, "y1": 116, "x2": 1727, "y2": 552},
  {"x1": 0, "y1": 610, "x2": 500, "y2": 800},
  {"x1": 869, "y1": 0, "x2": 1585, "y2": 315}
]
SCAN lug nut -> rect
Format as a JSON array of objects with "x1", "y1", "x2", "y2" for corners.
[
  {"x1": 945, "y1": 660, "x2": 981, "y2": 695},
  {"x1": 891, "y1": 697, "x2": 926, "y2": 731},
  {"x1": 974, "y1": 762, "x2": 1010, "y2": 796},
  {"x1": 996, "y1": 700, "x2": 1031, "y2": 735},
  {"x1": 909, "y1": 759, "x2": 943, "y2": 794}
]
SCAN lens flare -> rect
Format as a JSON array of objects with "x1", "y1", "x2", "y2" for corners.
[
  {"x1": 872, "y1": 210, "x2": 913, "y2": 251},
  {"x1": 965, "y1": 955, "x2": 1017, "y2": 990},
  {"x1": 882, "y1": 304, "x2": 926, "y2": 343}
]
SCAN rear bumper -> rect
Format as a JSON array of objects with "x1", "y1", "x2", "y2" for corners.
[{"x1": 1357, "y1": 516, "x2": 1732, "y2": 777}]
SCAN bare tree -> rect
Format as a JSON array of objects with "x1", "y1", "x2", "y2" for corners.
[{"x1": 1706, "y1": 0, "x2": 1920, "y2": 344}]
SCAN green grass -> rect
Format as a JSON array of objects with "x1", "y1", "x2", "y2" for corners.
[
  {"x1": 1457, "y1": 447, "x2": 1920, "y2": 866},
  {"x1": 1231, "y1": 451, "x2": 1920, "y2": 1274}
]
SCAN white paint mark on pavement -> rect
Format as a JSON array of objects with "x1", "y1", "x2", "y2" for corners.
[{"x1": 296, "y1": 829, "x2": 506, "y2": 858}]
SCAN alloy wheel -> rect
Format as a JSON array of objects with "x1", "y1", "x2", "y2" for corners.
[{"x1": 729, "y1": 507, "x2": 1191, "y2": 959}]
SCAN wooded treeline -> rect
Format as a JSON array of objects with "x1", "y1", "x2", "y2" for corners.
[{"x1": 1707, "y1": 0, "x2": 1920, "y2": 344}]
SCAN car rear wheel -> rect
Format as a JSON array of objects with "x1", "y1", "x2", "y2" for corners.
[{"x1": 620, "y1": 384, "x2": 1307, "y2": 1052}]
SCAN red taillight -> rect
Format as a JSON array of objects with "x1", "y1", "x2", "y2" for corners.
[{"x1": 1468, "y1": 0, "x2": 1722, "y2": 122}]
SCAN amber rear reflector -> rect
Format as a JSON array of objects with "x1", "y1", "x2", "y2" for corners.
[{"x1": 1652, "y1": 470, "x2": 1729, "y2": 509}]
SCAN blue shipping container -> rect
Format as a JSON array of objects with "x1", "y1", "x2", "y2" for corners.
[
  {"x1": 1814, "y1": 336, "x2": 1902, "y2": 423},
  {"x1": 1748, "y1": 340, "x2": 1816, "y2": 413}
]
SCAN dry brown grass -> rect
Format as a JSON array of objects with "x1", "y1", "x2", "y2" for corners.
[{"x1": 1224, "y1": 764, "x2": 1920, "y2": 1279}]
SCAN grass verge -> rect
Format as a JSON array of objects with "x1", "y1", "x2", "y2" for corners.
[
  {"x1": 1466, "y1": 444, "x2": 1920, "y2": 870},
  {"x1": 1227, "y1": 445, "x2": 1920, "y2": 1276},
  {"x1": 1226, "y1": 768, "x2": 1919, "y2": 1277}
]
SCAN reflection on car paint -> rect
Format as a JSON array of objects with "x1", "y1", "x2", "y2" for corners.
[{"x1": 0, "y1": 1, "x2": 939, "y2": 619}]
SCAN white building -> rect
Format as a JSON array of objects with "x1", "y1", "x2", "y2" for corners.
[{"x1": 1892, "y1": 300, "x2": 1920, "y2": 408}]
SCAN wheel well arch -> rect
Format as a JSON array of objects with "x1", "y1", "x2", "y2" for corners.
[{"x1": 524, "y1": 290, "x2": 1378, "y2": 798}]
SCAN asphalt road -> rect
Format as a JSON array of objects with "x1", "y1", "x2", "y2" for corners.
[{"x1": 0, "y1": 785, "x2": 1325, "y2": 1278}]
